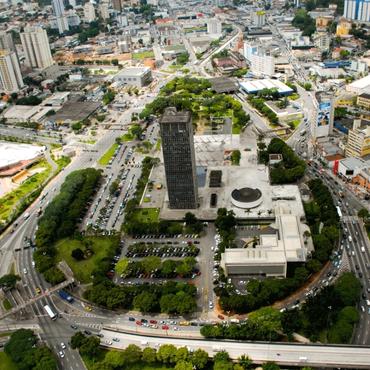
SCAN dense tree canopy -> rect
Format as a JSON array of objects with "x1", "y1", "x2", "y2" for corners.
[{"x1": 5, "y1": 329, "x2": 57, "y2": 370}]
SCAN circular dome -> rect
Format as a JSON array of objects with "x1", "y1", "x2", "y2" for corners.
[{"x1": 231, "y1": 187, "x2": 263, "y2": 209}]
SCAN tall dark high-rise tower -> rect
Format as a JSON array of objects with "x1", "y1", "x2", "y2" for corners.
[{"x1": 160, "y1": 107, "x2": 198, "y2": 209}]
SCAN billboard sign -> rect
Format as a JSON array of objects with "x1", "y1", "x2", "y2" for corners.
[{"x1": 317, "y1": 101, "x2": 331, "y2": 127}]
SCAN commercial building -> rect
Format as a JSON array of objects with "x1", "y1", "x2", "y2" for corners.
[
  {"x1": 344, "y1": 0, "x2": 370, "y2": 22},
  {"x1": 20, "y1": 26, "x2": 54, "y2": 70},
  {"x1": 243, "y1": 41, "x2": 258, "y2": 62},
  {"x1": 337, "y1": 157, "x2": 368, "y2": 178},
  {"x1": 114, "y1": 67, "x2": 152, "y2": 87},
  {"x1": 352, "y1": 167, "x2": 370, "y2": 192},
  {"x1": 160, "y1": 108, "x2": 198, "y2": 209},
  {"x1": 207, "y1": 18, "x2": 222, "y2": 36},
  {"x1": 250, "y1": 53, "x2": 275, "y2": 77},
  {"x1": 239, "y1": 78, "x2": 293, "y2": 95},
  {"x1": 84, "y1": 2, "x2": 96, "y2": 23},
  {"x1": 357, "y1": 93, "x2": 370, "y2": 109},
  {"x1": 221, "y1": 209, "x2": 307, "y2": 278},
  {"x1": 0, "y1": 50, "x2": 23, "y2": 93},
  {"x1": 346, "y1": 119, "x2": 370, "y2": 158},
  {"x1": 346, "y1": 75, "x2": 370, "y2": 95}
]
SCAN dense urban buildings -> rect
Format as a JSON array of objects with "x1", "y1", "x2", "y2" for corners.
[{"x1": 160, "y1": 108, "x2": 198, "y2": 209}]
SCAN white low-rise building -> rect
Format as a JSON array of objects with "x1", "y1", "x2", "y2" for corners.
[
  {"x1": 221, "y1": 208, "x2": 308, "y2": 278},
  {"x1": 114, "y1": 67, "x2": 153, "y2": 87}
]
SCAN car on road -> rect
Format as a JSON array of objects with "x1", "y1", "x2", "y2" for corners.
[
  {"x1": 70, "y1": 325, "x2": 78, "y2": 330},
  {"x1": 61, "y1": 342, "x2": 66, "y2": 349},
  {"x1": 35, "y1": 287, "x2": 41, "y2": 294},
  {"x1": 84, "y1": 330, "x2": 92, "y2": 335},
  {"x1": 128, "y1": 317, "x2": 135, "y2": 321},
  {"x1": 162, "y1": 325, "x2": 169, "y2": 330},
  {"x1": 149, "y1": 319, "x2": 157, "y2": 324},
  {"x1": 59, "y1": 351, "x2": 65, "y2": 358},
  {"x1": 23, "y1": 268, "x2": 27, "y2": 274},
  {"x1": 136, "y1": 321, "x2": 142, "y2": 326},
  {"x1": 112, "y1": 338, "x2": 120, "y2": 342}
]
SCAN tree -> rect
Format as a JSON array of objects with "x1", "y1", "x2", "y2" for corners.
[
  {"x1": 184, "y1": 212, "x2": 197, "y2": 225},
  {"x1": 262, "y1": 362, "x2": 280, "y2": 370},
  {"x1": 157, "y1": 344, "x2": 177, "y2": 363},
  {"x1": 0, "y1": 274, "x2": 20, "y2": 290},
  {"x1": 133, "y1": 291, "x2": 157, "y2": 312},
  {"x1": 231, "y1": 150, "x2": 241, "y2": 165},
  {"x1": 191, "y1": 349, "x2": 208, "y2": 369},
  {"x1": 238, "y1": 355, "x2": 253, "y2": 370},
  {"x1": 79, "y1": 336, "x2": 100, "y2": 358},
  {"x1": 175, "y1": 347, "x2": 189, "y2": 362},
  {"x1": 71, "y1": 121, "x2": 82, "y2": 132},
  {"x1": 115, "y1": 258, "x2": 130, "y2": 276},
  {"x1": 175, "y1": 361, "x2": 193, "y2": 370},
  {"x1": 70, "y1": 332, "x2": 86, "y2": 349},
  {"x1": 141, "y1": 256, "x2": 161, "y2": 274},
  {"x1": 103, "y1": 350, "x2": 125, "y2": 368},
  {"x1": 123, "y1": 344, "x2": 142, "y2": 363},
  {"x1": 214, "y1": 351, "x2": 230, "y2": 363},
  {"x1": 358, "y1": 208, "x2": 369, "y2": 220},
  {"x1": 71, "y1": 248, "x2": 84, "y2": 261},
  {"x1": 142, "y1": 347, "x2": 157, "y2": 363},
  {"x1": 130, "y1": 124, "x2": 143, "y2": 140},
  {"x1": 334, "y1": 272, "x2": 361, "y2": 306},
  {"x1": 109, "y1": 180, "x2": 119, "y2": 195},
  {"x1": 111, "y1": 59, "x2": 119, "y2": 66}
]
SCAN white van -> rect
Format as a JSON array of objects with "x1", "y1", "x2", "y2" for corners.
[{"x1": 361, "y1": 247, "x2": 365, "y2": 253}]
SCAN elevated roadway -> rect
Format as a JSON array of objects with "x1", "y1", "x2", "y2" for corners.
[{"x1": 100, "y1": 328, "x2": 370, "y2": 369}]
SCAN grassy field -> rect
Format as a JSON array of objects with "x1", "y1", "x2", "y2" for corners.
[
  {"x1": 98, "y1": 143, "x2": 119, "y2": 165},
  {"x1": 122, "y1": 133, "x2": 134, "y2": 142},
  {"x1": 55, "y1": 236, "x2": 118, "y2": 283},
  {"x1": 0, "y1": 352, "x2": 17, "y2": 370},
  {"x1": 53, "y1": 155, "x2": 71, "y2": 172},
  {"x1": 132, "y1": 50, "x2": 155, "y2": 60},
  {"x1": 131, "y1": 208, "x2": 160, "y2": 223},
  {"x1": 0, "y1": 159, "x2": 52, "y2": 225},
  {"x1": 2, "y1": 298, "x2": 12, "y2": 311}
]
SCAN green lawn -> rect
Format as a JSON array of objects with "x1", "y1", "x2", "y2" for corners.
[
  {"x1": 131, "y1": 208, "x2": 160, "y2": 223},
  {"x1": 2, "y1": 299, "x2": 12, "y2": 311},
  {"x1": 55, "y1": 236, "x2": 119, "y2": 283},
  {"x1": 98, "y1": 143, "x2": 119, "y2": 165},
  {"x1": 0, "y1": 352, "x2": 18, "y2": 370},
  {"x1": 122, "y1": 133, "x2": 134, "y2": 142},
  {"x1": 53, "y1": 156, "x2": 71, "y2": 172},
  {"x1": 288, "y1": 93, "x2": 300, "y2": 100},
  {"x1": 132, "y1": 50, "x2": 155, "y2": 60},
  {"x1": 0, "y1": 159, "x2": 52, "y2": 224}
]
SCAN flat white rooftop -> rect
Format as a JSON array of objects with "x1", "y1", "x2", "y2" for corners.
[{"x1": 0, "y1": 142, "x2": 45, "y2": 169}]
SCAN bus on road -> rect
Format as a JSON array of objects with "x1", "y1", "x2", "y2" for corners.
[
  {"x1": 336, "y1": 206, "x2": 342, "y2": 220},
  {"x1": 44, "y1": 305, "x2": 57, "y2": 320}
]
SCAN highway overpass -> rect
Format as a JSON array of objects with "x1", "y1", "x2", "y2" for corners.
[{"x1": 101, "y1": 328, "x2": 370, "y2": 369}]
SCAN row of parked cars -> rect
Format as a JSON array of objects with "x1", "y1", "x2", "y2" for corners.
[{"x1": 125, "y1": 244, "x2": 199, "y2": 258}]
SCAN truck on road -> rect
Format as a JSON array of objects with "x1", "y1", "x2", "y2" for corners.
[{"x1": 58, "y1": 290, "x2": 74, "y2": 303}]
